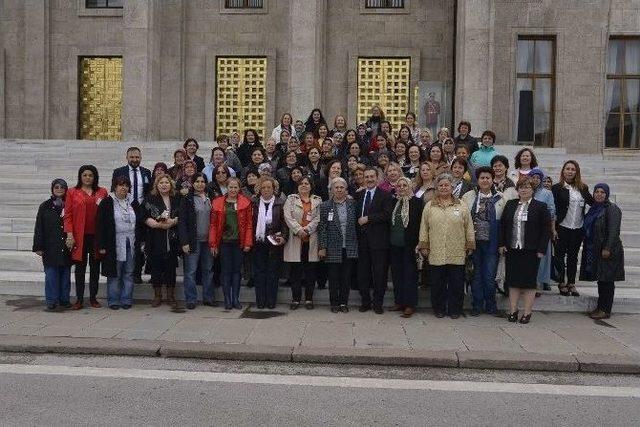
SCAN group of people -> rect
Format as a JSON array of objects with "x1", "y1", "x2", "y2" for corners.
[{"x1": 33, "y1": 106, "x2": 625, "y2": 323}]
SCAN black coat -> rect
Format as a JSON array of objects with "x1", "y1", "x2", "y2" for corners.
[
  {"x1": 96, "y1": 196, "x2": 141, "y2": 278},
  {"x1": 32, "y1": 199, "x2": 71, "y2": 267},
  {"x1": 252, "y1": 198, "x2": 289, "y2": 247},
  {"x1": 391, "y1": 196, "x2": 423, "y2": 249},
  {"x1": 190, "y1": 155, "x2": 206, "y2": 173},
  {"x1": 579, "y1": 202, "x2": 625, "y2": 282},
  {"x1": 112, "y1": 165, "x2": 152, "y2": 203},
  {"x1": 454, "y1": 134, "x2": 479, "y2": 155},
  {"x1": 355, "y1": 187, "x2": 394, "y2": 251},
  {"x1": 177, "y1": 192, "x2": 210, "y2": 251},
  {"x1": 143, "y1": 194, "x2": 181, "y2": 256},
  {"x1": 551, "y1": 183, "x2": 593, "y2": 227},
  {"x1": 499, "y1": 198, "x2": 551, "y2": 254},
  {"x1": 237, "y1": 142, "x2": 263, "y2": 168}
]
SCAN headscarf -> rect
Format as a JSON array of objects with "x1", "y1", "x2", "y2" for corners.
[
  {"x1": 51, "y1": 178, "x2": 68, "y2": 210},
  {"x1": 583, "y1": 183, "x2": 610, "y2": 242},
  {"x1": 527, "y1": 167, "x2": 545, "y2": 182},
  {"x1": 392, "y1": 177, "x2": 412, "y2": 228}
]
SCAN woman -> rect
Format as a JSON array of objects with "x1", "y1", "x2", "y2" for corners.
[
  {"x1": 271, "y1": 112, "x2": 293, "y2": 144},
  {"x1": 346, "y1": 141, "x2": 370, "y2": 165},
  {"x1": 236, "y1": 129, "x2": 263, "y2": 168},
  {"x1": 143, "y1": 175, "x2": 180, "y2": 308},
  {"x1": 168, "y1": 149, "x2": 186, "y2": 181},
  {"x1": 97, "y1": 175, "x2": 137, "y2": 310},
  {"x1": 389, "y1": 177, "x2": 422, "y2": 317},
  {"x1": 405, "y1": 112, "x2": 421, "y2": 143},
  {"x1": 470, "y1": 130, "x2": 499, "y2": 167},
  {"x1": 462, "y1": 167, "x2": 506, "y2": 316},
  {"x1": 243, "y1": 170, "x2": 260, "y2": 200},
  {"x1": 33, "y1": 179, "x2": 72, "y2": 310},
  {"x1": 552, "y1": 160, "x2": 593, "y2": 296},
  {"x1": 356, "y1": 123, "x2": 370, "y2": 149},
  {"x1": 394, "y1": 140, "x2": 409, "y2": 167},
  {"x1": 499, "y1": 178, "x2": 551, "y2": 324},
  {"x1": 301, "y1": 132, "x2": 316, "y2": 155},
  {"x1": 264, "y1": 137, "x2": 281, "y2": 171},
  {"x1": 491, "y1": 155, "x2": 516, "y2": 197},
  {"x1": 283, "y1": 166, "x2": 305, "y2": 196},
  {"x1": 252, "y1": 177, "x2": 287, "y2": 309},
  {"x1": 206, "y1": 164, "x2": 230, "y2": 199},
  {"x1": 397, "y1": 125, "x2": 415, "y2": 146},
  {"x1": 528, "y1": 168, "x2": 557, "y2": 292},
  {"x1": 350, "y1": 164, "x2": 367, "y2": 196},
  {"x1": 370, "y1": 133, "x2": 390, "y2": 155},
  {"x1": 374, "y1": 152, "x2": 390, "y2": 179},
  {"x1": 209, "y1": 177, "x2": 252, "y2": 309},
  {"x1": 543, "y1": 176, "x2": 553, "y2": 190},
  {"x1": 580, "y1": 184, "x2": 625, "y2": 320},
  {"x1": 425, "y1": 143, "x2": 449, "y2": 178},
  {"x1": 276, "y1": 150, "x2": 299, "y2": 192},
  {"x1": 404, "y1": 145, "x2": 423, "y2": 178},
  {"x1": 151, "y1": 162, "x2": 169, "y2": 184},
  {"x1": 242, "y1": 146, "x2": 266, "y2": 179},
  {"x1": 414, "y1": 162, "x2": 436, "y2": 204},
  {"x1": 306, "y1": 146, "x2": 324, "y2": 180},
  {"x1": 418, "y1": 173, "x2": 475, "y2": 318},
  {"x1": 317, "y1": 159, "x2": 344, "y2": 201},
  {"x1": 64, "y1": 165, "x2": 108, "y2": 310},
  {"x1": 315, "y1": 123, "x2": 330, "y2": 142},
  {"x1": 365, "y1": 105, "x2": 385, "y2": 137},
  {"x1": 304, "y1": 108, "x2": 327, "y2": 134},
  {"x1": 329, "y1": 115, "x2": 348, "y2": 140},
  {"x1": 509, "y1": 147, "x2": 539, "y2": 183},
  {"x1": 176, "y1": 160, "x2": 197, "y2": 196},
  {"x1": 436, "y1": 127, "x2": 450, "y2": 144},
  {"x1": 203, "y1": 147, "x2": 236, "y2": 182},
  {"x1": 450, "y1": 158, "x2": 474, "y2": 198},
  {"x1": 178, "y1": 173, "x2": 215, "y2": 309},
  {"x1": 216, "y1": 134, "x2": 243, "y2": 174},
  {"x1": 318, "y1": 177, "x2": 358, "y2": 312},
  {"x1": 378, "y1": 162, "x2": 403, "y2": 195},
  {"x1": 418, "y1": 129, "x2": 433, "y2": 150},
  {"x1": 184, "y1": 138, "x2": 205, "y2": 172},
  {"x1": 283, "y1": 176, "x2": 322, "y2": 310}
]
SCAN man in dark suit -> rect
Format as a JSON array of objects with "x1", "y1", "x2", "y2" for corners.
[
  {"x1": 356, "y1": 167, "x2": 393, "y2": 314},
  {"x1": 112, "y1": 146, "x2": 152, "y2": 284}
]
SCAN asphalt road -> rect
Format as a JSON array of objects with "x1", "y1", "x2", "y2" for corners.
[{"x1": 1, "y1": 352, "x2": 639, "y2": 426}]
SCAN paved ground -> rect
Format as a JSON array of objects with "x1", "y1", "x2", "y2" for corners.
[
  {"x1": 1, "y1": 353, "x2": 639, "y2": 426},
  {"x1": 2, "y1": 295, "x2": 640, "y2": 373}
]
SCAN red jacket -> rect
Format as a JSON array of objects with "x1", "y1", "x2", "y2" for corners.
[
  {"x1": 209, "y1": 194, "x2": 253, "y2": 250},
  {"x1": 63, "y1": 186, "x2": 108, "y2": 262}
]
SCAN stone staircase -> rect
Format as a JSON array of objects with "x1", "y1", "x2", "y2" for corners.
[{"x1": 0, "y1": 139, "x2": 639, "y2": 311}]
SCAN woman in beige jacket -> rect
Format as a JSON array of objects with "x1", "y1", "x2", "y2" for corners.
[
  {"x1": 283, "y1": 176, "x2": 322, "y2": 310},
  {"x1": 418, "y1": 172, "x2": 475, "y2": 319}
]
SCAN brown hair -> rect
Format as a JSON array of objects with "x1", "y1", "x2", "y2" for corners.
[
  {"x1": 514, "y1": 147, "x2": 539, "y2": 169},
  {"x1": 559, "y1": 160, "x2": 586, "y2": 191},
  {"x1": 516, "y1": 177, "x2": 534, "y2": 190}
]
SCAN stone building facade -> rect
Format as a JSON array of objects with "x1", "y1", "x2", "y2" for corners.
[{"x1": 1, "y1": 0, "x2": 639, "y2": 153}]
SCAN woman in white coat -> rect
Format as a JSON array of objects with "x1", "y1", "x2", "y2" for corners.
[{"x1": 283, "y1": 175, "x2": 322, "y2": 310}]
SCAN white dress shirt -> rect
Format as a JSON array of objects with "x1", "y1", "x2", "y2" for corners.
[
  {"x1": 560, "y1": 184, "x2": 584, "y2": 229},
  {"x1": 129, "y1": 165, "x2": 144, "y2": 205}
]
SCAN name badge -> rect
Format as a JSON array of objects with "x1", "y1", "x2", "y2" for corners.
[
  {"x1": 520, "y1": 212, "x2": 528, "y2": 222},
  {"x1": 122, "y1": 212, "x2": 132, "y2": 223},
  {"x1": 96, "y1": 198, "x2": 102, "y2": 206},
  {"x1": 579, "y1": 200, "x2": 585, "y2": 208},
  {"x1": 143, "y1": 176, "x2": 149, "y2": 184},
  {"x1": 328, "y1": 211, "x2": 334, "y2": 222},
  {"x1": 306, "y1": 213, "x2": 313, "y2": 222}
]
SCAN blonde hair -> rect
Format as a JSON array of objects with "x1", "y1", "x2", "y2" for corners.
[
  {"x1": 150, "y1": 175, "x2": 176, "y2": 197},
  {"x1": 437, "y1": 127, "x2": 450, "y2": 139}
]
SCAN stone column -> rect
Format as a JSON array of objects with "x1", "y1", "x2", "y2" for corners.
[
  {"x1": 454, "y1": 0, "x2": 493, "y2": 133},
  {"x1": 0, "y1": 1, "x2": 5, "y2": 138},
  {"x1": 289, "y1": 0, "x2": 325, "y2": 120},
  {"x1": 22, "y1": 0, "x2": 48, "y2": 138},
  {"x1": 122, "y1": 0, "x2": 161, "y2": 141}
]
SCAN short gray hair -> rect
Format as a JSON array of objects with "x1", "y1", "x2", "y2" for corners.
[
  {"x1": 436, "y1": 172, "x2": 454, "y2": 185},
  {"x1": 330, "y1": 177, "x2": 347, "y2": 190}
]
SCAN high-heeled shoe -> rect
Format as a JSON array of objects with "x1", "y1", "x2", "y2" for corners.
[
  {"x1": 568, "y1": 284, "x2": 580, "y2": 297},
  {"x1": 519, "y1": 313, "x2": 532, "y2": 324},
  {"x1": 507, "y1": 311, "x2": 519, "y2": 322}
]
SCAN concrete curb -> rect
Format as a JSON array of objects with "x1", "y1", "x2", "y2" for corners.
[{"x1": 0, "y1": 335, "x2": 639, "y2": 374}]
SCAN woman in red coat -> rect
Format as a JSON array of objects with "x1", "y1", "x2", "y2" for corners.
[
  {"x1": 64, "y1": 165, "x2": 108, "y2": 309},
  {"x1": 209, "y1": 177, "x2": 253, "y2": 310}
]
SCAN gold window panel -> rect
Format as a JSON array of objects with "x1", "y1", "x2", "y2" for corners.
[
  {"x1": 78, "y1": 57, "x2": 122, "y2": 141},
  {"x1": 357, "y1": 57, "x2": 410, "y2": 131},
  {"x1": 216, "y1": 57, "x2": 267, "y2": 138}
]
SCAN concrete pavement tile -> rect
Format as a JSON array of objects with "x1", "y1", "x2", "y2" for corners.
[
  {"x1": 301, "y1": 321, "x2": 354, "y2": 348},
  {"x1": 501, "y1": 326, "x2": 579, "y2": 354},
  {"x1": 159, "y1": 341, "x2": 292, "y2": 362},
  {"x1": 114, "y1": 329, "x2": 166, "y2": 340},
  {"x1": 597, "y1": 330, "x2": 640, "y2": 354},
  {"x1": 353, "y1": 321, "x2": 410, "y2": 349},
  {"x1": 554, "y1": 327, "x2": 637, "y2": 355},
  {"x1": 576, "y1": 353, "x2": 640, "y2": 374},
  {"x1": 403, "y1": 322, "x2": 467, "y2": 351},
  {"x1": 35, "y1": 326, "x2": 85, "y2": 337},
  {"x1": 531, "y1": 312, "x2": 596, "y2": 329},
  {"x1": 595, "y1": 314, "x2": 640, "y2": 331},
  {"x1": 292, "y1": 346, "x2": 458, "y2": 367},
  {"x1": 73, "y1": 328, "x2": 121, "y2": 339},
  {"x1": 0, "y1": 335, "x2": 160, "y2": 356},
  {"x1": 202, "y1": 318, "x2": 257, "y2": 344},
  {"x1": 457, "y1": 350, "x2": 579, "y2": 372},
  {"x1": 157, "y1": 331, "x2": 210, "y2": 342},
  {"x1": 92, "y1": 313, "x2": 152, "y2": 330},
  {"x1": 0, "y1": 325, "x2": 43, "y2": 335},
  {"x1": 245, "y1": 320, "x2": 307, "y2": 347},
  {"x1": 456, "y1": 325, "x2": 524, "y2": 352},
  {"x1": 168, "y1": 317, "x2": 220, "y2": 332},
  {"x1": 0, "y1": 312, "x2": 35, "y2": 327}
]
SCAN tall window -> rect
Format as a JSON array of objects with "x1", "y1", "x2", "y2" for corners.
[
  {"x1": 514, "y1": 37, "x2": 555, "y2": 147},
  {"x1": 86, "y1": 0, "x2": 123, "y2": 8},
  {"x1": 225, "y1": 0, "x2": 263, "y2": 8},
  {"x1": 78, "y1": 57, "x2": 122, "y2": 141},
  {"x1": 357, "y1": 57, "x2": 410, "y2": 131},
  {"x1": 605, "y1": 38, "x2": 640, "y2": 149},
  {"x1": 215, "y1": 57, "x2": 267, "y2": 138},
  {"x1": 365, "y1": 0, "x2": 404, "y2": 8}
]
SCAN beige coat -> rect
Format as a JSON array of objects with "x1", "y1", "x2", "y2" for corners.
[
  {"x1": 418, "y1": 197, "x2": 475, "y2": 266},
  {"x1": 283, "y1": 194, "x2": 322, "y2": 262}
]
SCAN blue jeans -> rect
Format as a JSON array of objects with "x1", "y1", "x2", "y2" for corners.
[
  {"x1": 252, "y1": 241, "x2": 281, "y2": 307},
  {"x1": 106, "y1": 242, "x2": 135, "y2": 307},
  {"x1": 183, "y1": 241, "x2": 215, "y2": 304},
  {"x1": 220, "y1": 242, "x2": 243, "y2": 308},
  {"x1": 44, "y1": 265, "x2": 71, "y2": 306},
  {"x1": 471, "y1": 240, "x2": 498, "y2": 313}
]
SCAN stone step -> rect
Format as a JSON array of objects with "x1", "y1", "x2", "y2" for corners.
[{"x1": 1, "y1": 270, "x2": 639, "y2": 313}]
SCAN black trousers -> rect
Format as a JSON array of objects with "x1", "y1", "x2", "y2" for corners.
[
  {"x1": 74, "y1": 234, "x2": 100, "y2": 301},
  {"x1": 358, "y1": 248, "x2": 389, "y2": 308},
  {"x1": 553, "y1": 226, "x2": 584, "y2": 284},
  {"x1": 597, "y1": 280, "x2": 615, "y2": 313},
  {"x1": 289, "y1": 242, "x2": 316, "y2": 302},
  {"x1": 328, "y1": 249, "x2": 352, "y2": 306},
  {"x1": 430, "y1": 264, "x2": 465, "y2": 315},
  {"x1": 133, "y1": 231, "x2": 145, "y2": 279}
]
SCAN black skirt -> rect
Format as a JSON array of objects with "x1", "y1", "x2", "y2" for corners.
[
  {"x1": 505, "y1": 248, "x2": 540, "y2": 289},
  {"x1": 148, "y1": 252, "x2": 178, "y2": 286}
]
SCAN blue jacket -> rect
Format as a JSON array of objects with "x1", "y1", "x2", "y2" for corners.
[{"x1": 470, "y1": 145, "x2": 498, "y2": 167}]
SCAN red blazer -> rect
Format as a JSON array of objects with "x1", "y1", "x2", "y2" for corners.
[
  {"x1": 209, "y1": 194, "x2": 253, "y2": 251},
  {"x1": 63, "y1": 186, "x2": 108, "y2": 262}
]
